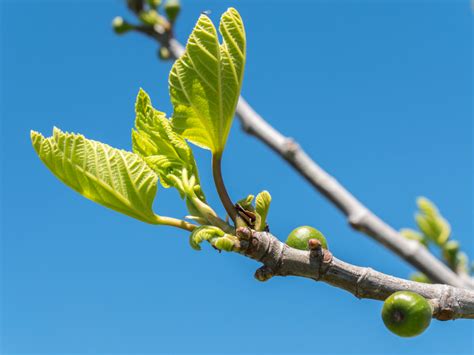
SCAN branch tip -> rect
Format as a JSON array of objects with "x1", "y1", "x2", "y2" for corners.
[{"x1": 308, "y1": 238, "x2": 322, "y2": 250}]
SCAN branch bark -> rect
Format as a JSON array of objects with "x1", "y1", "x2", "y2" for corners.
[
  {"x1": 131, "y1": 22, "x2": 472, "y2": 289},
  {"x1": 235, "y1": 227, "x2": 474, "y2": 320}
]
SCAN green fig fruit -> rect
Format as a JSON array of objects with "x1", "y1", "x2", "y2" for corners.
[
  {"x1": 382, "y1": 291, "x2": 432, "y2": 337},
  {"x1": 164, "y1": 0, "x2": 180, "y2": 23},
  {"x1": 286, "y1": 226, "x2": 328, "y2": 250}
]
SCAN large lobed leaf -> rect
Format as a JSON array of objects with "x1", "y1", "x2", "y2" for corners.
[
  {"x1": 169, "y1": 7, "x2": 246, "y2": 154},
  {"x1": 132, "y1": 89, "x2": 204, "y2": 199},
  {"x1": 31, "y1": 128, "x2": 159, "y2": 224}
]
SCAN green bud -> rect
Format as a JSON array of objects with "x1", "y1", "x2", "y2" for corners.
[
  {"x1": 158, "y1": 46, "x2": 171, "y2": 60},
  {"x1": 237, "y1": 194, "x2": 255, "y2": 212},
  {"x1": 409, "y1": 272, "x2": 431, "y2": 284},
  {"x1": 442, "y1": 240, "x2": 460, "y2": 266},
  {"x1": 112, "y1": 16, "x2": 133, "y2": 35},
  {"x1": 164, "y1": 0, "x2": 180, "y2": 23},
  {"x1": 455, "y1": 251, "x2": 468, "y2": 273},
  {"x1": 416, "y1": 197, "x2": 438, "y2": 218},
  {"x1": 382, "y1": 291, "x2": 432, "y2": 337},
  {"x1": 399, "y1": 228, "x2": 427, "y2": 247},
  {"x1": 139, "y1": 9, "x2": 161, "y2": 26},
  {"x1": 285, "y1": 226, "x2": 328, "y2": 250}
]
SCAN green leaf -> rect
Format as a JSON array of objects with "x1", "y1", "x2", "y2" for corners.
[
  {"x1": 189, "y1": 225, "x2": 237, "y2": 251},
  {"x1": 132, "y1": 89, "x2": 204, "y2": 200},
  {"x1": 414, "y1": 197, "x2": 451, "y2": 245},
  {"x1": 255, "y1": 190, "x2": 271, "y2": 231},
  {"x1": 31, "y1": 128, "x2": 159, "y2": 224},
  {"x1": 416, "y1": 197, "x2": 438, "y2": 218},
  {"x1": 169, "y1": 7, "x2": 246, "y2": 155},
  {"x1": 236, "y1": 194, "x2": 254, "y2": 211},
  {"x1": 442, "y1": 240, "x2": 460, "y2": 267}
]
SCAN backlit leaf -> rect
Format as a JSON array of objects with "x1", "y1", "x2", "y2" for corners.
[
  {"x1": 132, "y1": 89, "x2": 204, "y2": 200},
  {"x1": 169, "y1": 8, "x2": 246, "y2": 154},
  {"x1": 31, "y1": 128, "x2": 159, "y2": 223}
]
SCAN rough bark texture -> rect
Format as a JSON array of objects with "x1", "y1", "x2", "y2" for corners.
[{"x1": 235, "y1": 227, "x2": 474, "y2": 320}]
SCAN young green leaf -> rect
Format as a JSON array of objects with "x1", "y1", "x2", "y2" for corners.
[
  {"x1": 189, "y1": 225, "x2": 237, "y2": 251},
  {"x1": 31, "y1": 128, "x2": 160, "y2": 224},
  {"x1": 132, "y1": 89, "x2": 204, "y2": 200},
  {"x1": 416, "y1": 197, "x2": 438, "y2": 218},
  {"x1": 237, "y1": 194, "x2": 255, "y2": 211},
  {"x1": 169, "y1": 7, "x2": 246, "y2": 155},
  {"x1": 414, "y1": 197, "x2": 451, "y2": 245},
  {"x1": 255, "y1": 190, "x2": 271, "y2": 231}
]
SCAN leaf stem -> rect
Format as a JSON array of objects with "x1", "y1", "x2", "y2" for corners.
[
  {"x1": 212, "y1": 153, "x2": 237, "y2": 223},
  {"x1": 155, "y1": 215, "x2": 197, "y2": 232}
]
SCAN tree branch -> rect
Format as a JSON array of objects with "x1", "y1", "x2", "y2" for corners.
[
  {"x1": 235, "y1": 227, "x2": 474, "y2": 320},
  {"x1": 129, "y1": 17, "x2": 472, "y2": 290}
]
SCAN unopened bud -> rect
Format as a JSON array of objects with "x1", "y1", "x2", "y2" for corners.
[
  {"x1": 164, "y1": 0, "x2": 180, "y2": 23},
  {"x1": 158, "y1": 46, "x2": 171, "y2": 60},
  {"x1": 112, "y1": 16, "x2": 133, "y2": 34}
]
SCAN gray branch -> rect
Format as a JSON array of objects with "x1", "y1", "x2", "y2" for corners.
[
  {"x1": 132, "y1": 23, "x2": 471, "y2": 289},
  {"x1": 235, "y1": 227, "x2": 474, "y2": 320}
]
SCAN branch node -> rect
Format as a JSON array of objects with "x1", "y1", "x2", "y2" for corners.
[
  {"x1": 355, "y1": 267, "x2": 372, "y2": 299},
  {"x1": 236, "y1": 226, "x2": 252, "y2": 241},
  {"x1": 348, "y1": 209, "x2": 369, "y2": 230},
  {"x1": 283, "y1": 138, "x2": 299, "y2": 158},
  {"x1": 254, "y1": 266, "x2": 274, "y2": 282},
  {"x1": 434, "y1": 286, "x2": 461, "y2": 321}
]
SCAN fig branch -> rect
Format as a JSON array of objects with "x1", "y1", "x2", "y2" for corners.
[
  {"x1": 116, "y1": 2, "x2": 472, "y2": 289},
  {"x1": 234, "y1": 227, "x2": 474, "y2": 320}
]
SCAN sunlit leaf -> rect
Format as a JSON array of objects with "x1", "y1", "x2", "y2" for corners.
[
  {"x1": 169, "y1": 8, "x2": 246, "y2": 154},
  {"x1": 132, "y1": 89, "x2": 204, "y2": 199},
  {"x1": 31, "y1": 128, "x2": 159, "y2": 223},
  {"x1": 255, "y1": 190, "x2": 271, "y2": 231}
]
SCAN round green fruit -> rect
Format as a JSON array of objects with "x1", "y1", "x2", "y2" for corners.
[
  {"x1": 382, "y1": 291, "x2": 432, "y2": 338},
  {"x1": 286, "y1": 226, "x2": 328, "y2": 250}
]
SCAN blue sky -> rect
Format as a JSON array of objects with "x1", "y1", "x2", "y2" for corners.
[{"x1": 1, "y1": 0, "x2": 473, "y2": 354}]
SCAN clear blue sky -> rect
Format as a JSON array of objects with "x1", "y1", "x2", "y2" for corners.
[{"x1": 1, "y1": 0, "x2": 473, "y2": 354}]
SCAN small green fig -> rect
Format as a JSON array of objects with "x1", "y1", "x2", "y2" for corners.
[
  {"x1": 382, "y1": 291, "x2": 432, "y2": 337},
  {"x1": 112, "y1": 16, "x2": 133, "y2": 35},
  {"x1": 164, "y1": 0, "x2": 180, "y2": 23},
  {"x1": 286, "y1": 226, "x2": 328, "y2": 250}
]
